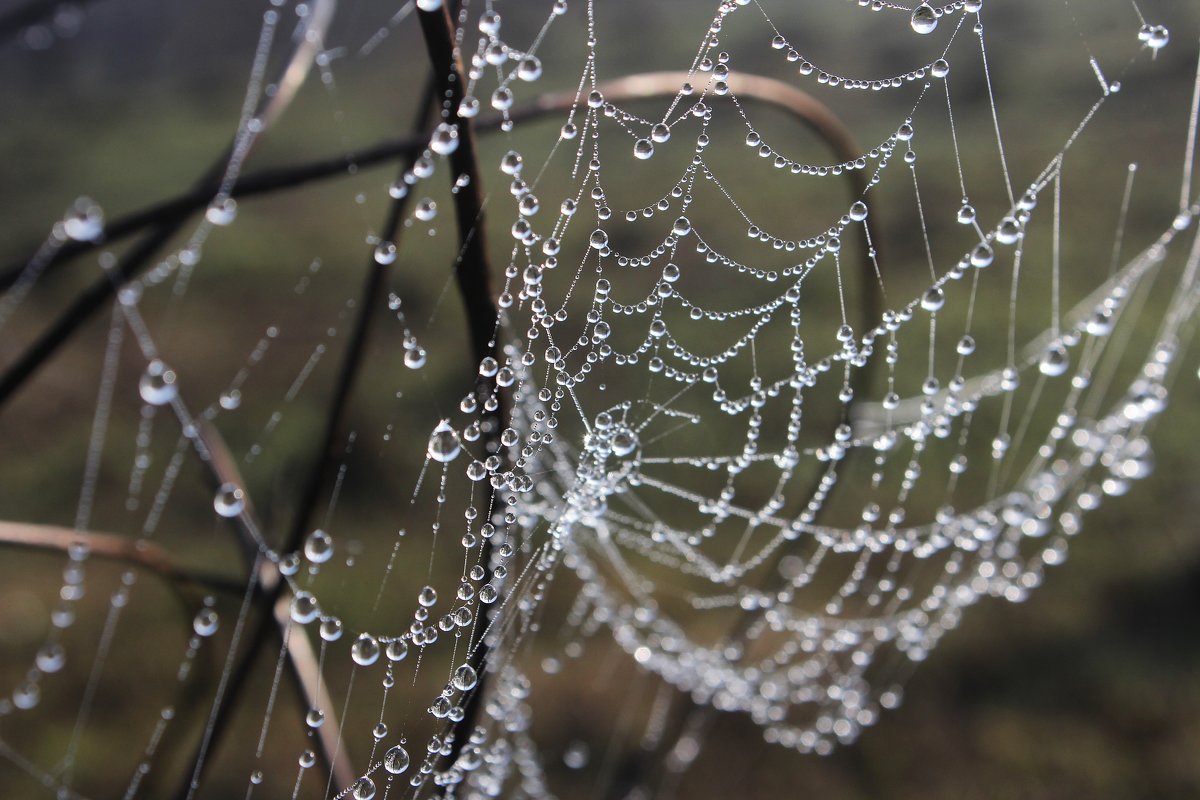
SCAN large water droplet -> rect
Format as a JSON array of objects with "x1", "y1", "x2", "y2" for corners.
[
  {"x1": 351, "y1": 634, "x2": 380, "y2": 666},
  {"x1": 1038, "y1": 344, "x2": 1070, "y2": 377},
  {"x1": 304, "y1": 529, "x2": 334, "y2": 563},
  {"x1": 351, "y1": 777, "x2": 376, "y2": 800},
  {"x1": 452, "y1": 663, "x2": 478, "y2": 691},
  {"x1": 63, "y1": 197, "x2": 104, "y2": 242},
  {"x1": 430, "y1": 122, "x2": 459, "y2": 156},
  {"x1": 139, "y1": 359, "x2": 177, "y2": 405},
  {"x1": 193, "y1": 608, "x2": 220, "y2": 637},
  {"x1": 633, "y1": 139, "x2": 654, "y2": 160},
  {"x1": 910, "y1": 4, "x2": 937, "y2": 34},
  {"x1": 384, "y1": 744, "x2": 411, "y2": 775},
  {"x1": 428, "y1": 420, "x2": 461, "y2": 463},
  {"x1": 213, "y1": 483, "x2": 245, "y2": 518}
]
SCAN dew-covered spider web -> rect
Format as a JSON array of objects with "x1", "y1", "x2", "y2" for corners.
[{"x1": 1, "y1": 0, "x2": 1200, "y2": 798}]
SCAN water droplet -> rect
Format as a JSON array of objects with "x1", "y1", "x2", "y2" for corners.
[
  {"x1": 970, "y1": 242, "x2": 994, "y2": 268},
  {"x1": 386, "y1": 639, "x2": 409, "y2": 661},
  {"x1": 299, "y1": 750, "x2": 316, "y2": 769},
  {"x1": 35, "y1": 643, "x2": 65, "y2": 673},
  {"x1": 290, "y1": 591, "x2": 320, "y2": 624},
  {"x1": 633, "y1": 139, "x2": 654, "y2": 160},
  {"x1": 672, "y1": 216, "x2": 692, "y2": 237},
  {"x1": 1038, "y1": 344, "x2": 1070, "y2": 377},
  {"x1": 517, "y1": 56, "x2": 542, "y2": 81},
  {"x1": 996, "y1": 216, "x2": 1021, "y2": 245},
  {"x1": 428, "y1": 420, "x2": 461, "y2": 463},
  {"x1": 351, "y1": 777, "x2": 376, "y2": 800},
  {"x1": 415, "y1": 199, "x2": 437, "y2": 221},
  {"x1": 205, "y1": 197, "x2": 237, "y2": 226},
  {"x1": 320, "y1": 617, "x2": 343, "y2": 641},
  {"x1": 374, "y1": 241, "x2": 397, "y2": 264},
  {"x1": 384, "y1": 744, "x2": 411, "y2": 774},
  {"x1": 304, "y1": 529, "x2": 333, "y2": 563},
  {"x1": 478, "y1": 584, "x2": 499, "y2": 604},
  {"x1": 849, "y1": 201, "x2": 868, "y2": 222},
  {"x1": 351, "y1": 634, "x2": 380, "y2": 666},
  {"x1": 452, "y1": 663, "x2": 478, "y2": 691},
  {"x1": 63, "y1": 197, "x2": 104, "y2": 242},
  {"x1": 419, "y1": 585, "x2": 438, "y2": 607},
  {"x1": 430, "y1": 122, "x2": 459, "y2": 156},
  {"x1": 139, "y1": 359, "x2": 177, "y2": 405},
  {"x1": 306, "y1": 707, "x2": 325, "y2": 728},
  {"x1": 920, "y1": 287, "x2": 945, "y2": 312},
  {"x1": 910, "y1": 4, "x2": 937, "y2": 34},
  {"x1": 589, "y1": 229, "x2": 609, "y2": 249},
  {"x1": 213, "y1": 483, "x2": 245, "y2": 518},
  {"x1": 193, "y1": 608, "x2": 220, "y2": 637}
]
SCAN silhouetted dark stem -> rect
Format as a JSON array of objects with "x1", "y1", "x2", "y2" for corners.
[{"x1": 415, "y1": 4, "x2": 503, "y2": 780}]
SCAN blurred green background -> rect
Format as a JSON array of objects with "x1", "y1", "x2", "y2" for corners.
[{"x1": 1, "y1": 0, "x2": 1199, "y2": 798}]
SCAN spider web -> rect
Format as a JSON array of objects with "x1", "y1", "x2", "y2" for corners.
[{"x1": 0, "y1": 0, "x2": 1198, "y2": 798}]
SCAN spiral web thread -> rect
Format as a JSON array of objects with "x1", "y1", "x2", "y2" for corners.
[{"x1": 1, "y1": 1, "x2": 1198, "y2": 798}]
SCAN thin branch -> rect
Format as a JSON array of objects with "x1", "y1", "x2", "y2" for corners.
[{"x1": 0, "y1": 519, "x2": 243, "y2": 597}]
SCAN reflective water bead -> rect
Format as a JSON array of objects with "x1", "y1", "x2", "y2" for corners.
[
  {"x1": 452, "y1": 663, "x2": 478, "y2": 691},
  {"x1": 290, "y1": 591, "x2": 320, "y2": 624},
  {"x1": 957, "y1": 334, "x2": 976, "y2": 355},
  {"x1": 970, "y1": 242, "x2": 994, "y2": 268},
  {"x1": 415, "y1": 199, "x2": 437, "y2": 221},
  {"x1": 35, "y1": 643, "x2": 65, "y2": 673},
  {"x1": 205, "y1": 197, "x2": 237, "y2": 226},
  {"x1": 306, "y1": 708, "x2": 325, "y2": 728},
  {"x1": 1038, "y1": 344, "x2": 1070, "y2": 377},
  {"x1": 299, "y1": 750, "x2": 317, "y2": 769},
  {"x1": 351, "y1": 777, "x2": 376, "y2": 800},
  {"x1": 193, "y1": 608, "x2": 220, "y2": 637},
  {"x1": 956, "y1": 203, "x2": 976, "y2": 225},
  {"x1": 672, "y1": 216, "x2": 692, "y2": 236},
  {"x1": 351, "y1": 634, "x2": 380, "y2": 666},
  {"x1": 213, "y1": 483, "x2": 245, "y2": 518},
  {"x1": 430, "y1": 122, "x2": 459, "y2": 156},
  {"x1": 304, "y1": 529, "x2": 334, "y2": 563},
  {"x1": 910, "y1": 5, "x2": 937, "y2": 34},
  {"x1": 633, "y1": 138, "x2": 654, "y2": 160},
  {"x1": 996, "y1": 216, "x2": 1021, "y2": 245},
  {"x1": 920, "y1": 287, "x2": 945, "y2": 312},
  {"x1": 384, "y1": 744, "x2": 411, "y2": 775},
  {"x1": 428, "y1": 420, "x2": 461, "y2": 463},
  {"x1": 848, "y1": 201, "x2": 868, "y2": 222},
  {"x1": 386, "y1": 639, "x2": 409, "y2": 662},
  {"x1": 373, "y1": 241, "x2": 397, "y2": 265},
  {"x1": 320, "y1": 617, "x2": 343, "y2": 641},
  {"x1": 930, "y1": 58, "x2": 949, "y2": 79},
  {"x1": 517, "y1": 56, "x2": 542, "y2": 81},
  {"x1": 1146, "y1": 25, "x2": 1169, "y2": 51},
  {"x1": 419, "y1": 585, "x2": 438, "y2": 607},
  {"x1": 139, "y1": 359, "x2": 177, "y2": 405},
  {"x1": 63, "y1": 197, "x2": 104, "y2": 241},
  {"x1": 457, "y1": 94, "x2": 480, "y2": 118}
]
